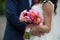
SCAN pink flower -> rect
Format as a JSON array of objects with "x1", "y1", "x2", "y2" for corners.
[
  {"x1": 24, "y1": 16, "x2": 32, "y2": 23},
  {"x1": 19, "y1": 9, "x2": 43, "y2": 25}
]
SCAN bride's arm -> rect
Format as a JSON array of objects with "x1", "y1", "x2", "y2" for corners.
[{"x1": 37, "y1": 2, "x2": 53, "y2": 33}]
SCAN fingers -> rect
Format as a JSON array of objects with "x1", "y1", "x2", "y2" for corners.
[
  {"x1": 31, "y1": 27, "x2": 45, "y2": 36},
  {"x1": 31, "y1": 31, "x2": 41, "y2": 36},
  {"x1": 31, "y1": 27, "x2": 40, "y2": 36},
  {"x1": 39, "y1": 31, "x2": 45, "y2": 36},
  {"x1": 19, "y1": 16, "x2": 24, "y2": 22},
  {"x1": 31, "y1": 31, "x2": 45, "y2": 36}
]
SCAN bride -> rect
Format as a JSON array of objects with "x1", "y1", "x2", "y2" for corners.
[{"x1": 30, "y1": 0, "x2": 58, "y2": 40}]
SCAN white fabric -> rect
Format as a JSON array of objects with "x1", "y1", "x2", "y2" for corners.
[
  {"x1": 26, "y1": 28, "x2": 31, "y2": 32},
  {"x1": 30, "y1": 1, "x2": 58, "y2": 40},
  {"x1": 28, "y1": 0, "x2": 32, "y2": 7}
]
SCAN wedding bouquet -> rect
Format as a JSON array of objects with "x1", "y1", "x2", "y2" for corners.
[
  {"x1": 20, "y1": 9, "x2": 43, "y2": 25},
  {"x1": 19, "y1": 9, "x2": 43, "y2": 39}
]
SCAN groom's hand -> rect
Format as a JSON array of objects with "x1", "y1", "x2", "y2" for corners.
[{"x1": 26, "y1": 24, "x2": 33, "y2": 28}]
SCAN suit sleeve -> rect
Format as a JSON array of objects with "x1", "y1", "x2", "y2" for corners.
[{"x1": 6, "y1": 0, "x2": 27, "y2": 31}]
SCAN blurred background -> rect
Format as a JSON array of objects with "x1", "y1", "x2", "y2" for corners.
[
  {"x1": 0, "y1": 0, "x2": 5, "y2": 15},
  {"x1": 0, "y1": 0, "x2": 60, "y2": 40}
]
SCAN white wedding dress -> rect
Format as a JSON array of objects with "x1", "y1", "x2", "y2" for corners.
[{"x1": 30, "y1": 1, "x2": 58, "y2": 40}]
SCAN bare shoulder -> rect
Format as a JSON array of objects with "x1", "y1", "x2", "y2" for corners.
[{"x1": 43, "y1": 1, "x2": 53, "y2": 12}]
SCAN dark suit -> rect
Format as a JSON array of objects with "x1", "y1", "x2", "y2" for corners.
[{"x1": 3, "y1": 0, "x2": 33, "y2": 40}]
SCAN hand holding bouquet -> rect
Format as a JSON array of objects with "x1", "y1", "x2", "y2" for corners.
[{"x1": 19, "y1": 9, "x2": 43, "y2": 39}]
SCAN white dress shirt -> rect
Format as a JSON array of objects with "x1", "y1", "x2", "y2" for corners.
[{"x1": 28, "y1": 0, "x2": 32, "y2": 7}]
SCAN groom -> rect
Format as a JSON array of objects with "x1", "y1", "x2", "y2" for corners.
[{"x1": 3, "y1": 0, "x2": 44, "y2": 40}]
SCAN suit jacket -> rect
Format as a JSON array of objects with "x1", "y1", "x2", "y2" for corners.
[{"x1": 3, "y1": 0, "x2": 33, "y2": 40}]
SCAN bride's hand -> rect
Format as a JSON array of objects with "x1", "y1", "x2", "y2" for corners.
[
  {"x1": 31, "y1": 27, "x2": 45, "y2": 36},
  {"x1": 31, "y1": 28, "x2": 44, "y2": 36}
]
